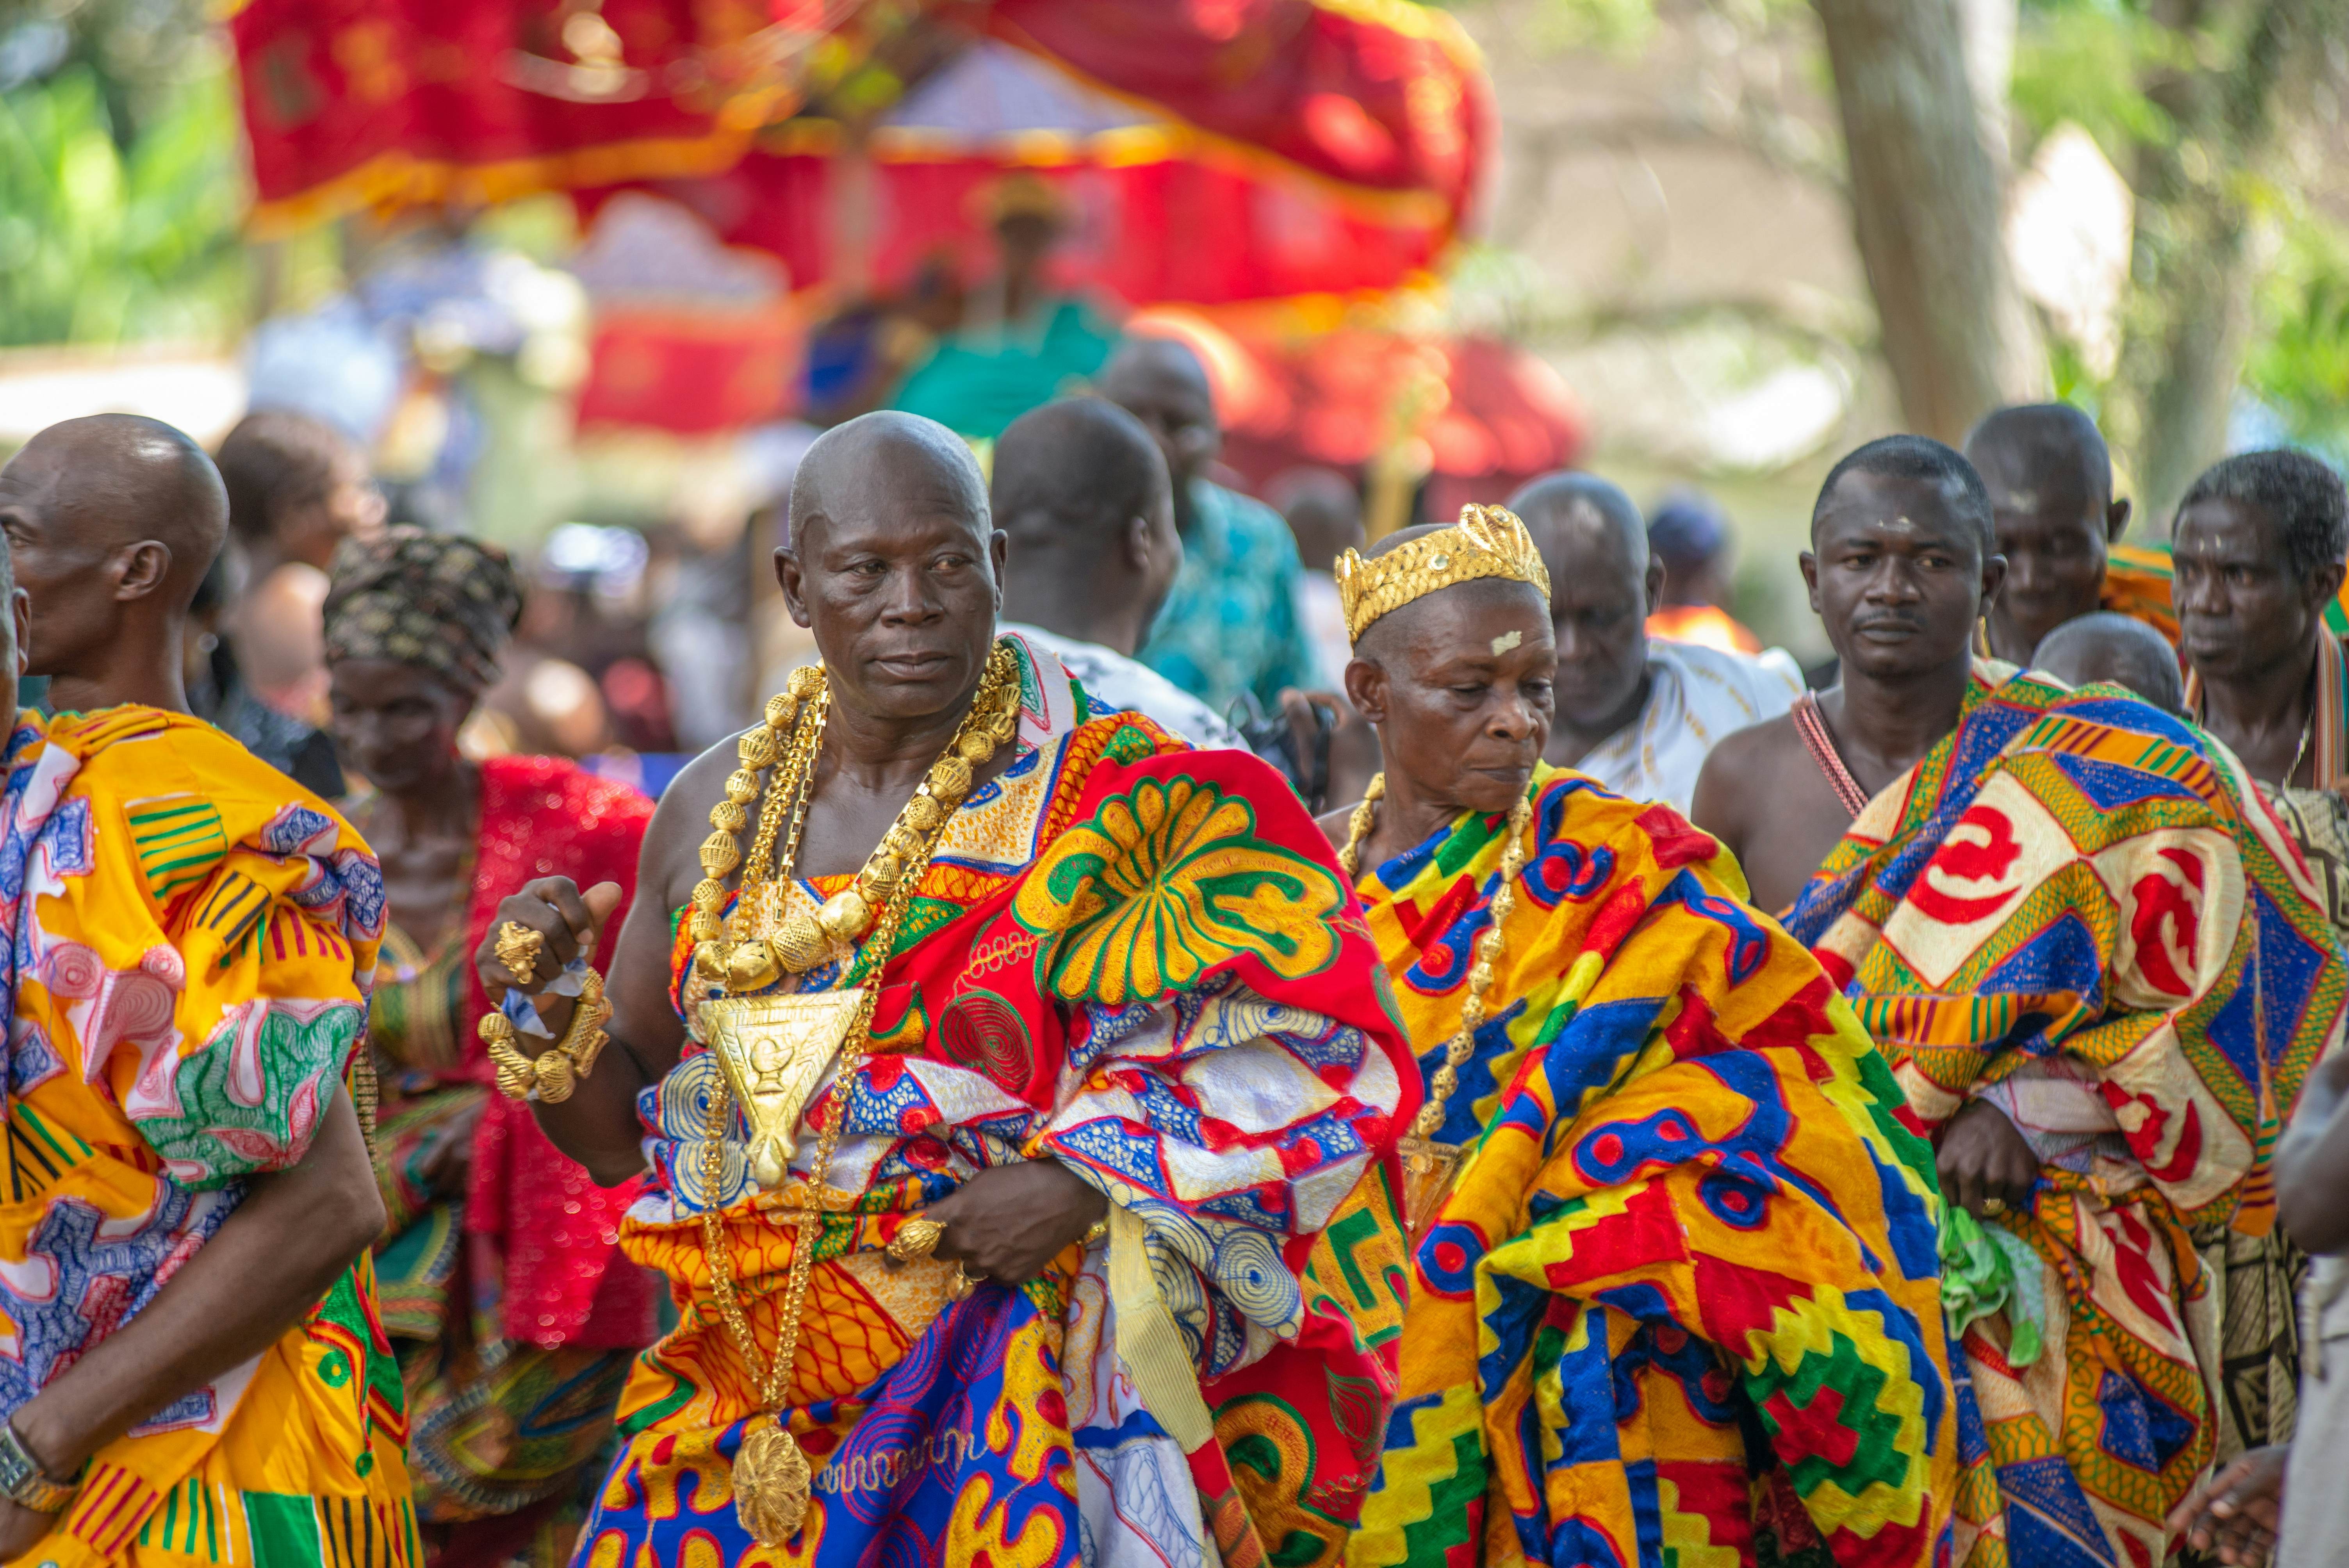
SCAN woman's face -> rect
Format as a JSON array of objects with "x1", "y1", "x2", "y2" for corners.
[{"x1": 328, "y1": 657, "x2": 472, "y2": 795}]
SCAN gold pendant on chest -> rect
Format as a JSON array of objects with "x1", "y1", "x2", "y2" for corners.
[
  {"x1": 734, "y1": 1417, "x2": 813, "y2": 1545},
  {"x1": 698, "y1": 988, "x2": 868, "y2": 1189}
]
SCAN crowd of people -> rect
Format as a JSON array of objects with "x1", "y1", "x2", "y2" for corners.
[{"x1": 0, "y1": 349, "x2": 2347, "y2": 1568}]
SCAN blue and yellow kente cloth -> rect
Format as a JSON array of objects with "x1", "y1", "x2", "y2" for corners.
[
  {"x1": 1350, "y1": 764, "x2": 1956, "y2": 1567},
  {"x1": 1782, "y1": 665, "x2": 2349, "y2": 1568}
]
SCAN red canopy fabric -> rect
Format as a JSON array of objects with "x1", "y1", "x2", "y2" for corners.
[
  {"x1": 232, "y1": 0, "x2": 1490, "y2": 300},
  {"x1": 1132, "y1": 312, "x2": 1587, "y2": 502}
]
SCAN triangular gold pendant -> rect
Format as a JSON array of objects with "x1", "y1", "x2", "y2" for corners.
[{"x1": 698, "y1": 989, "x2": 867, "y2": 1188}]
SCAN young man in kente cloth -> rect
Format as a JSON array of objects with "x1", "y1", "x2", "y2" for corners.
[
  {"x1": 1700, "y1": 435, "x2": 2347, "y2": 1568},
  {"x1": 473, "y1": 411, "x2": 1414, "y2": 1567},
  {"x1": 1321, "y1": 503, "x2": 1957, "y2": 1566},
  {"x1": 0, "y1": 414, "x2": 412, "y2": 1566}
]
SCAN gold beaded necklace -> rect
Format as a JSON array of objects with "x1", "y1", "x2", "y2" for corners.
[
  {"x1": 1341, "y1": 770, "x2": 1534, "y2": 1235},
  {"x1": 684, "y1": 641, "x2": 1023, "y2": 1547}
]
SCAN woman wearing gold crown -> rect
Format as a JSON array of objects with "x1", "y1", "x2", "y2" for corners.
[
  {"x1": 470, "y1": 412, "x2": 1414, "y2": 1568},
  {"x1": 1319, "y1": 505, "x2": 1959, "y2": 1566}
]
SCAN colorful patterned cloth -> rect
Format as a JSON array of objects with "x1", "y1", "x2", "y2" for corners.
[
  {"x1": 1139, "y1": 478, "x2": 1320, "y2": 718},
  {"x1": 1780, "y1": 666, "x2": 2349, "y2": 1568},
  {"x1": 363, "y1": 756, "x2": 655, "y2": 1566},
  {"x1": 323, "y1": 528, "x2": 524, "y2": 697},
  {"x1": 0, "y1": 706, "x2": 414, "y2": 1567},
  {"x1": 2099, "y1": 543, "x2": 2184, "y2": 652},
  {"x1": 574, "y1": 633, "x2": 1417, "y2": 1568},
  {"x1": 1349, "y1": 765, "x2": 1957, "y2": 1568}
]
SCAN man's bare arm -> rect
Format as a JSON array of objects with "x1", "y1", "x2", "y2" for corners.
[
  {"x1": 2280, "y1": 1048, "x2": 2349, "y2": 1253},
  {"x1": 9, "y1": 1094, "x2": 381, "y2": 1483},
  {"x1": 1688, "y1": 731, "x2": 1753, "y2": 856}
]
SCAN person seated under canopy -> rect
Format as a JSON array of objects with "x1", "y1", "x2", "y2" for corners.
[{"x1": 1320, "y1": 502, "x2": 1957, "y2": 1567}]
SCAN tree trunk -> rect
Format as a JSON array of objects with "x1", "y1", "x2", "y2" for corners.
[
  {"x1": 2107, "y1": 0, "x2": 2329, "y2": 532},
  {"x1": 1813, "y1": 0, "x2": 2046, "y2": 444}
]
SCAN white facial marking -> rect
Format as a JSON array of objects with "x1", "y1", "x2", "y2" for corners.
[{"x1": 1491, "y1": 629, "x2": 1523, "y2": 655}]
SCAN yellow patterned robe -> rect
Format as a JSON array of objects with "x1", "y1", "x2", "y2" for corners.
[
  {"x1": 0, "y1": 707, "x2": 413, "y2": 1568},
  {"x1": 1351, "y1": 765, "x2": 1956, "y2": 1567}
]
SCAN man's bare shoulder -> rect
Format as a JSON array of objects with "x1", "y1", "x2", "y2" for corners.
[
  {"x1": 1706, "y1": 709, "x2": 1808, "y2": 771},
  {"x1": 634, "y1": 729, "x2": 759, "y2": 898}
]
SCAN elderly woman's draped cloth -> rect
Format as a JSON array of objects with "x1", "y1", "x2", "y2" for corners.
[
  {"x1": 1780, "y1": 668, "x2": 2348, "y2": 1568},
  {"x1": 574, "y1": 634, "x2": 1416, "y2": 1568},
  {"x1": 1348, "y1": 765, "x2": 1957, "y2": 1568},
  {"x1": 0, "y1": 707, "x2": 413, "y2": 1568}
]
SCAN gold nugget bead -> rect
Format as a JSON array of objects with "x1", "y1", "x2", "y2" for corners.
[
  {"x1": 929, "y1": 755, "x2": 972, "y2": 798},
  {"x1": 746, "y1": 716, "x2": 784, "y2": 760},
  {"x1": 816, "y1": 889, "x2": 872, "y2": 943},
  {"x1": 787, "y1": 665, "x2": 825, "y2": 699},
  {"x1": 771, "y1": 914, "x2": 829, "y2": 973},
  {"x1": 956, "y1": 729, "x2": 994, "y2": 764},
  {"x1": 1467, "y1": 962, "x2": 1495, "y2": 993},
  {"x1": 710, "y1": 800, "x2": 749, "y2": 834},
  {"x1": 693, "y1": 941, "x2": 727, "y2": 980},
  {"x1": 903, "y1": 794, "x2": 943, "y2": 833},
  {"x1": 535, "y1": 1050, "x2": 577, "y2": 1103},
  {"x1": 725, "y1": 768, "x2": 762, "y2": 805},
  {"x1": 863, "y1": 852, "x2": 904, "y2": 894},
  {"x1": 700, "y1": 831, "x2": 742, "y2": 875},
  {"x1": 727, "y1": 940, "x2": 780, "y2": 991}
]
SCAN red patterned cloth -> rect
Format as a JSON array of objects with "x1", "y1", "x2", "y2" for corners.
[{"x1": 462, "y1": 755, "x2": 656, "y2": 1351}]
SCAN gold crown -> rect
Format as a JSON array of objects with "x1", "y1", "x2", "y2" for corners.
[{"x1": 1333, "y1": 503, "x2": 1553, "y2": 644}]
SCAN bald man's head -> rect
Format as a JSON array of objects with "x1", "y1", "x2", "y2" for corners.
[
  {"x1": 1097, "y1": 336, "x2": 1219, "y2": 503},
  {"x1": 0, "y1": 413, "x2": 228, "y2": 696},
  {"x1": 788, "y1": 410, "x2": 989, "y2": 551},
  {"x1": 2033, "y1": 612, "x2": 2183, "y2": 715},
  {"x1": 776, "y1": 410, "x2": 1006, "y2": 722},
  {"x1": 1506, "y1": 471, "x2": 1661, "y2": 733},
  {"x1": 993, "y1": 398, "x2": 1180, "y2": 654}
]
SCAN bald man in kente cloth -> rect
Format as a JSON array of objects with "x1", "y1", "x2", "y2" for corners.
[
  {"x1": 1698, "y1": 436, "x2": 2347, "y2": 1567},
  {"x1": 1320, "y1": 505, "x2": 1956, "y2": 1567},
  {"x1": 0, "y1": 416, "x2": 412, "y2": 1566},
  {"x1": 1511, "y1": 470, "x2": 1798, "y2": 814},
  {"x1": 471, "y1": 410, "x2": 1413, "y2": 1566}
]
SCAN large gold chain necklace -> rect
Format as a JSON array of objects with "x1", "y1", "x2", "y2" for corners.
[
  {"x1": 1341, "y1": 771, "x2": 1533, "y2": 1235},
  {"x1": 686, "y1": 641, "x2": 1022, "y2": 1548}
]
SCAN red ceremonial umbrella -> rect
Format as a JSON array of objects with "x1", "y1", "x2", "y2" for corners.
[{"x1": 232, "y1": 0, "x2": 1491, "y2": 306}]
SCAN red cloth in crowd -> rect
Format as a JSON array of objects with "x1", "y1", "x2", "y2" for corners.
[{"x1": 462, "y1": 755, "x2": 656, "y2": 1351}]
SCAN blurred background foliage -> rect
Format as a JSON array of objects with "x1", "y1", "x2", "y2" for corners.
[{"x1": 0, "y1": 0, "x2": 248, "y2": 347}]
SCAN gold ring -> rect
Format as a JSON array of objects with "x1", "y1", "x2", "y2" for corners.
[
  {"x1": 947, "y1": 1262, "x2": 975, "y2": 1301},
  {"x1": 495, "y1": 921, "x2": 545, "y2": 986},
  {"x1": 1981, "y1": 1197, "x2": 2007, "y2": 1217},
  {"x1": 888, "y1": 1217, "x2": 946, "y2": 1264}
]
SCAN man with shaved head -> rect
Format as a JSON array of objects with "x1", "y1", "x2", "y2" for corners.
[
  {"x1": 1105, "y1": 336, "x2": 1320, "y2": 715},
  {"x1": 474, "y1": 409, "x2": 1412, "y2": 1567},
  {"x1": 1318, "y1": 504, "x2": 1955, "y2": 1566},
  {"x1": 1711, "y1": 435, "x2": 2345, "y2": 1568},
  {"x1": 0, "y1": 414, "x2": 414, "y2": 1563},
  {"x1": 1964, "y1": 402, "x2": 2177, "y2": 659},
  {"x1": 1509, "y1": 469, "x2": 1798, "y2": 813},
  {"x1": 2034, "y1": 611, "x2": 2185, "y2": 714},
  {"x1": 992, "y1": 396, "x2": 1242, "y2": 748}
]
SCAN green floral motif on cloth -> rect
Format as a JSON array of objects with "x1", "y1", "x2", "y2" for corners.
[
  {"x1": 137, "y1": 1000, "x2": 364, "y2": 1187},
  {"x1": 1014, "y1": 775, "x2": 1345, "y2": 1004}
]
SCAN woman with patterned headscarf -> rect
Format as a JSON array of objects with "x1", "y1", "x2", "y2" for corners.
[{"x1": 324, "y1": 527, "x2": 655, "y2": 1568}]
